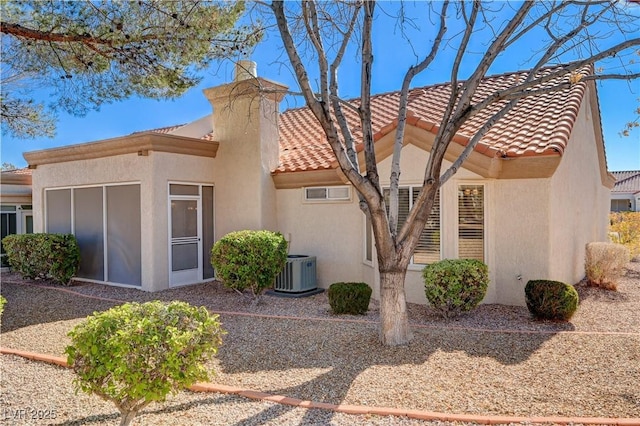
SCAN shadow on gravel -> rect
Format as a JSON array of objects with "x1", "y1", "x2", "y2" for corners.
[
  {"x1": 575, "y1": 262, "x2": 640, "y2": 305},
  {"x1": 0, "y1": 281, "x2": 119, "y2": 333},
  {"x1": 624, "y1": 264, "x2": 640, "y2": 280},
  {"x1": 575, "y1": 280, "x2": 631, "y2": 304},
  {"x1": 52, "y1": 412, "x2": 121, "y2": 426},
  {"x1": 51, "y1": 392, "x2": 336, "y2": 426},
  {"x1": 215, "y1": 314, "x2": 561, "y2": 426},
  {"x1": 52, "y1": 395, "x2": 232, "y2": 426}
]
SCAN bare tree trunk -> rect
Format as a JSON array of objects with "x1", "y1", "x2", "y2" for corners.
[
  {"x1": 119, "y1": 410, "x2": 138, "y2": 426},
  {"x1": 378, "y1": 269, "x2": 412, "y2": 346}
]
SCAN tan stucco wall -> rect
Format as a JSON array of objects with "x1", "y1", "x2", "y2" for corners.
[
  {"x1": 548, "y1": 88, "x2": 611, "y2": 285},
  {"x1": 258, "y1": 97, "x2": 280, "y2": 232},
  {"x1": 276, "y1": 188, "x2": 364, "y2": 289},
  {"x1": 213, "y1": 92, "x2": 278, "y2": 238},
  {"x1": 30, "y1": 151, "x2": 215, "y2": 292},
  {"x1": 206, "y1": 81, "x2": 282, "y2": 238},
  {"x1": 491, "y1": 178, "x2": 551, "y2": 305}
]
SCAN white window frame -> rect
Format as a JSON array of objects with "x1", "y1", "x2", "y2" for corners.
[
  {"x1": 303, "y1": 185, "x2": 351, "y2": 202},
  {"x1": 455, "y1": 182, "x2": 487, "y2": 262},
  {"x1": 364, "y1": 185, "x2": 442, "y2": 268},
  {"x1": 363, "y1": 213, "x2": 374, "y2": 266},
  {"x1": 167, "y1": 181, "x2": 216, "y2": 287},
  {"x1": 1, "y1": 205, "x2": 21, "y2": 268},
  {"x1": 0, "y1": 204, "x2": 30, "y2": 235}
]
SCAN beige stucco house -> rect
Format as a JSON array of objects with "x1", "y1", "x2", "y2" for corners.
[
  {"x1": 610, "y1": 170, "x2": 640, "y2": 212},
  {"x1": 22, "y1": 62, "x2": 614, "y2": 306}
]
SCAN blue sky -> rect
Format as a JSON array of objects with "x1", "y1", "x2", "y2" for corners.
[{"x1": 2, "y1": 2, "x2": 639, "y2": 171}]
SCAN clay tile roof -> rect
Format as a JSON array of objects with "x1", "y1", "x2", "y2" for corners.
[
  {"x1": 201, "y1": 132, "x2": 216, "y2": 141},
  {"x1": 1, "y1": 167, "x2": 32, "y2": 177},
  {"x1": 611, "y1": 170, "x2": 640, "y2": 193},
  {"x1": 275, "y1": 66, "x2": 589, "y2": 173},
  {"x1": 135, "y1": 124, "x2": 216, "y2": 142},
  {"x1": 1, "y1": 167, "x2": 32, "y2": 185},
  {"x1": 131, "y1": 124, "x2": 186, "y2": 135}
]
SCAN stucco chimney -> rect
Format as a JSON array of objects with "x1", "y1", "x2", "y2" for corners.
[
  {"x1": 235, "y1": 60, "x2": 257, "y2": 82},
  {"x1": 203, "y1": 62, "x2": 288, "y2": 236}
]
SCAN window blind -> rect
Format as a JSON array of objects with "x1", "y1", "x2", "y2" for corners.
[
  {"x1": 413, "y1": 188, "x2": 440, "y2": 264},
  {"x1": 458, "y1": 184, "x2": 484, "y2": 261},
  {"x1": 383, "y1": 186, "x2": 440, "y2": 264}
]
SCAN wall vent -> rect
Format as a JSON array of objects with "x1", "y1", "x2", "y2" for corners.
[{"x1": 274, "y1": 255, "x2": 317, "y2": 293}]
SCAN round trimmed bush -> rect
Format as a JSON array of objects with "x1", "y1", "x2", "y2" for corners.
[
  {"x1": 66, "y1": 301, "x2": 225, "y2": 426},
  {"x1": 422, "y1": 259, "x2": 489, "y2": 318},
  {"x1": 525, "y1": 280, "x2": 579, "y2": 321},
  {"x1": 2, "y1": 233, "x2": 80, "y2": 285},
  {"x1": 328, "y1": 282, "x2": 372, "y2": 315},
  {"x1": 211, "y1": 230, "x2": 288, "y2": 299}
]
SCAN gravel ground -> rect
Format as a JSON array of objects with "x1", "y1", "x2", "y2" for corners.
[{"x1": 1, "y1": 262, "x2": 639, "y2": 425}]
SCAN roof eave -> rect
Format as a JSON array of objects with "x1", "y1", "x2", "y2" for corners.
[
  {"x1": 23, "y1": 133, "x2": 219, "y2": 168},
  {"x1": 587, "y1": 81, "x2": 616, "y2": 190},
  {"x1": 272, "y1": 168, "x2": 347, "y2": 189},
  {"x1": 0, "y1": 172, "x2": 32, "y2": 185},
  {"x1": 371, "y1": 123, "x2": 563, "y2": 180}
]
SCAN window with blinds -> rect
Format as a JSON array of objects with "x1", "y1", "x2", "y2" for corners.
[
  {"x1": 383, "y1": 186, "x2": 440, "y2": 264},
  {"x1": 458, "y1": 184, "x2": 484, "y2": 261},
  {"x1": 304, "y1": 186, "x2": 351, "y2": 201}
]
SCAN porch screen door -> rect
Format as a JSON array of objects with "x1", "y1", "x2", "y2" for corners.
[{"x1": 170, "y1": 190, "x2": 202, "y2": 286}]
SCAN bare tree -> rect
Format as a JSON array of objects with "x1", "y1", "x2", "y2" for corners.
[{"x1": 267, "y1": 0, "x2": 640, "y2": 345}]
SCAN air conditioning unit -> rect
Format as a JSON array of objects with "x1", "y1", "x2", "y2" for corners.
[{"x1": 274, "y1": 255, "x2": 317, "y2": 293}]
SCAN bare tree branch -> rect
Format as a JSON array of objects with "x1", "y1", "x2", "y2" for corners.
[
  {"x1": 329, "y1": 4, "x2": 362, "y2": 173},
  {"x1": 387, "y1": 0, "x2": 450, "y2": 239},
  {"x1": 421, "y1": 1, "x2": 535, "y2": 201},
  {"x1": 272, "y1": 1, "x2": 369, "y2": 192},
  {"x1": 467, "y1": 40, "x2": 640, "y2": 117},
  {"x1": 441, "y1": 99, "x2": 519, "y2": 185},
  {"x1": 361, "y1": 1, "x2": 379, "y2": 189}
]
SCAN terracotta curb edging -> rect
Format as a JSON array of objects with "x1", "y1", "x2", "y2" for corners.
[
  {"x1": 1, "y1": 347, "x2": 69, "y2": 367},
  {"x1": 2, "y1": 347, "x2": 639, "y2": 426}
]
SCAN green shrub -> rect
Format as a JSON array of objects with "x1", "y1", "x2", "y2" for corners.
[
  {"x1": 585, "y1": 242, "x2": 630, "y2": 291},
  {"x1": 422, "y1": 259, "x2": 489, "y2": 319},
  {"x1": 211, "y1": 230, "x2": 287, "y2": 300},
  {"x1": 525, "y1": 280, "x2": 579, "y2": 321},
  {"x1": 1, "y1": 233, "x2": 80, "y2": 285},
  {"x1": 328, "y1": 282, "x2": 372, "y2": 315},
  {"x1": 66, "y1": 301, "x2": 225, "y2": 426},
  {"x1": 0, "y1": 295, "x2": 6, "y2": 326}
]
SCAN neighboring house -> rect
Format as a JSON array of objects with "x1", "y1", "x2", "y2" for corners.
[
  {"x1": 610, "y1": 170, "x2": 640, "y2": 212},
  {"x1": 22, "y1": 62, "x2": 614, "y2": 306},
  {"x1": 0, "y1": 168, "x2": 33, "y2": 267}
]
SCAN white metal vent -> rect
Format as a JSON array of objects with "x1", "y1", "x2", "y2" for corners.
[{"x1": 274, "y1": 255, "x2": 317, "y2": 293}]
